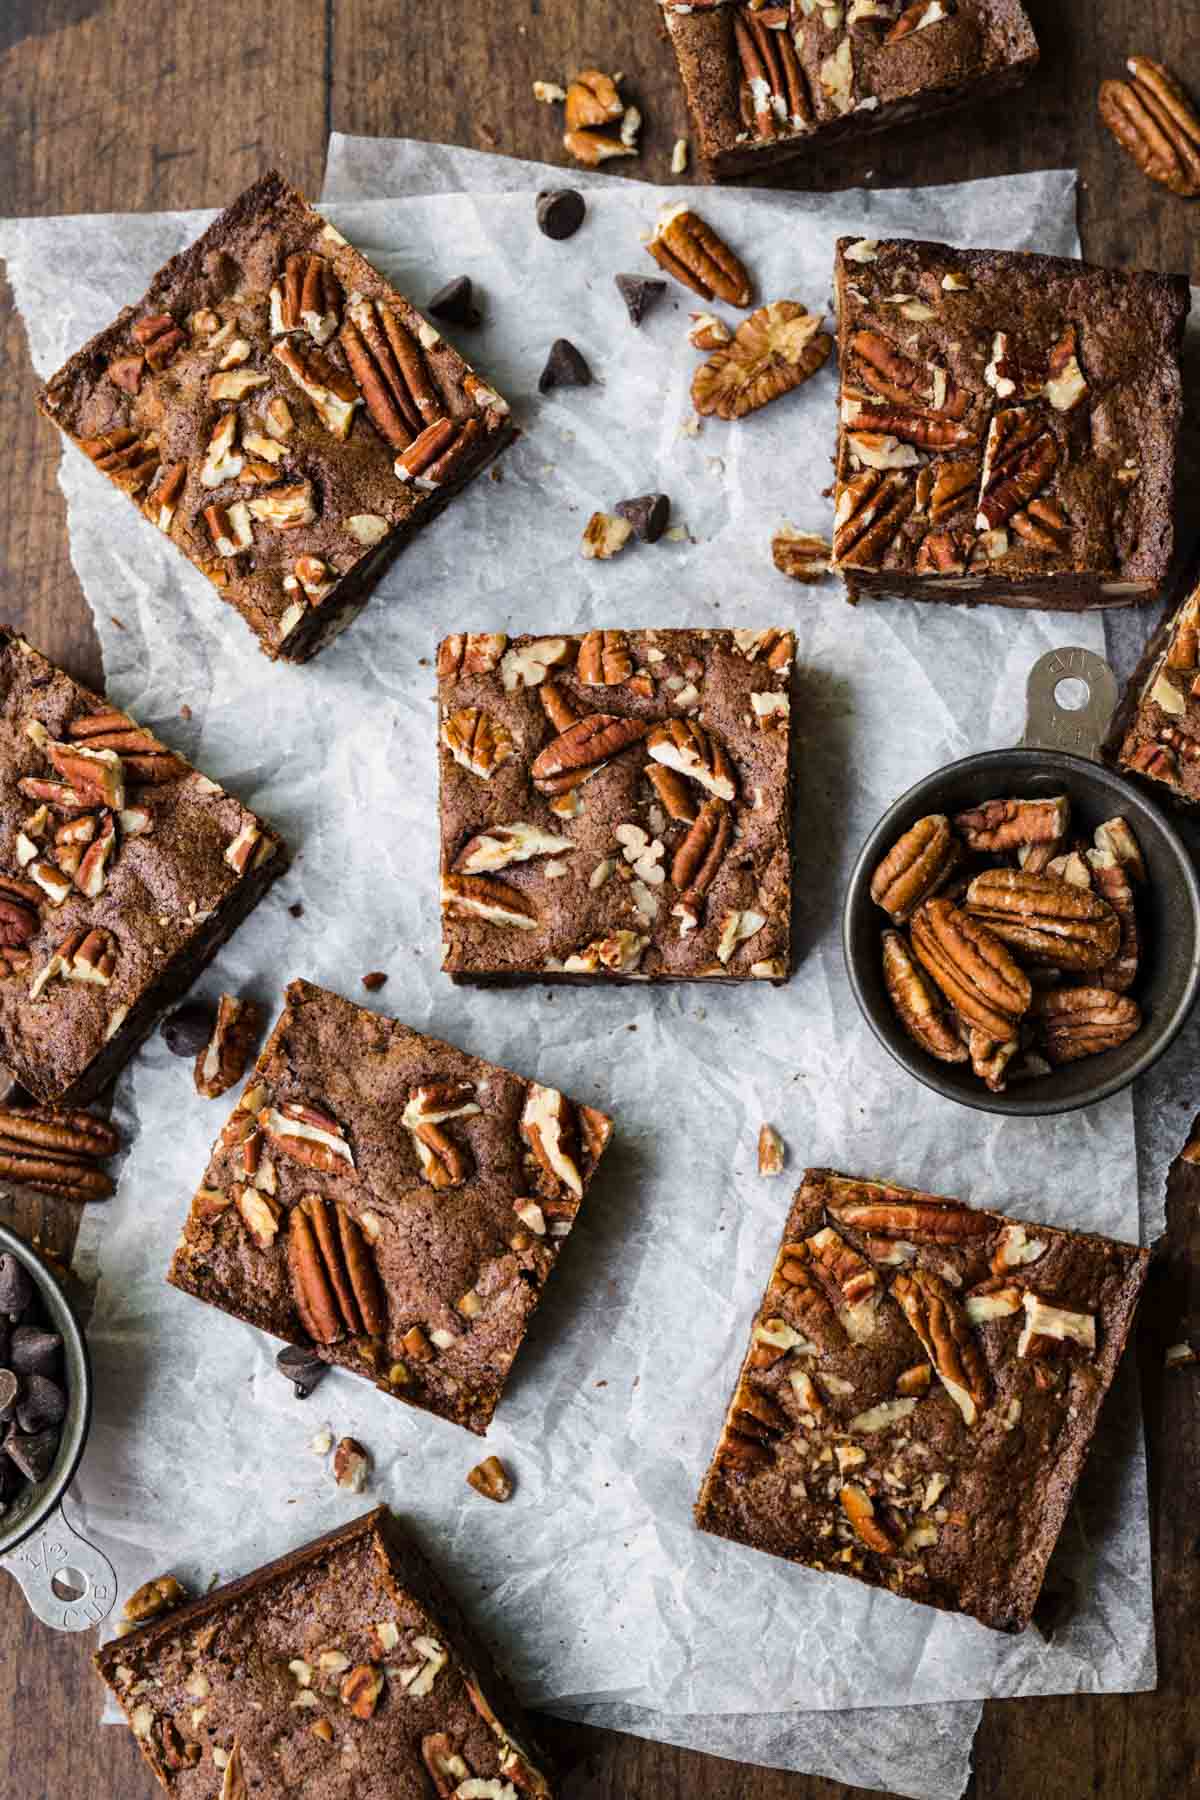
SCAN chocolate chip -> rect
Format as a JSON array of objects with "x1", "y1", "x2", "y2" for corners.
[
  {"x1": 615, "y1": 273, "x2": 667, "y2": 326},
  {"x1": 0, "y1": 1370, "x2": 17, "y2": 1422},
  {"x1": 362, "y1": 972, "x2": 387, "y2": 992},
  {"x1": 539, "y1": 338, "x2": 592, "y2": 394},
  {"x1": 0, "y1": 1254, "x2": 33, "y2": 1317},
  {"x1": 3, "y1": 1423, "x2": 59, "y2": 1485},
  {"x1": 17, "y1": 1374, "x2": 66, "y2": 1434},
  {"x1": 616, "y1": 492, "x2": 671, "y2": 543},
  {"x1": 161, "y1": 1002, "x2": 215, "y2": 1058},
  {"x1": 428, "y1": 276, "x2": 481, "y2": 327},
  {"x1": 288, "y1": 902, "x2": 304, "y2": 918},
  {"x1": 536, "y1": 188, "x2": 586, "y2": 241},
  {"x1": 10, "y1": 1327, "x2": 61, "y2": 1377},
  {"x1": 277, "y1": 1344, "x2": 328, "y2": 1400}
]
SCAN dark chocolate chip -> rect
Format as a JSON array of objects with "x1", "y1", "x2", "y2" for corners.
[
  {"x1": 0, "y1": 1369, "x2": 17, "y2": 1422},
  {"x1": 10, "y1": 1327, "x2": 61, "y2": 1377},
  {"x1": 536, "y1": 188, "x2": 586, "y2": 241},
  {"x1": 428, "y1": 276, "x2": 481, "y2": 327},
  {"x1": 615, "y1": 492, "x2": 671, "y2": 543},
  {"x1": 277, "y1": 1344, "x2": 328, "y2": 1400},
  {"x1": 615, "y1": 273, "x2": 667, "y2": 326},
  {"x1": 288, "y1": 902, "x2": 304, "y2": 918},
  {"x1": 161, "y1": 1002, "x2": 215, "y2": 1058},
  {"x1": 4, "y1": 1423, "x2": 59, "y2": 1485},
  {"x1": 17, "y1": 1374, "x2": 66, "y2": 1434},
  {"x1": 0, "y1": 1254, "x2": 33, "y2": 1316},
  {"x1": 539, "y1": 338, "x2": 592, "y2": 394},
  {"x1": 362, "y1": 972, "x2": 387, "y2": 992}
]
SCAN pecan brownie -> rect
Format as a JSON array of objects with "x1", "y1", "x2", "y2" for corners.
[
  {"x1": 695, "y1": 1168, "x2": 1147, "y2": 1631},
  {"x1": 0, "y1": 629, "x2": 285, "y2": 1105},
  {"x1": 96, "y1": 1506, "x2": 555, "y2": 1797},
  {"x1": 1107, "y1": 555, "x2": 1200, "y2": 798},
  {"x1": 37, "y1": 171, "x2": 514, "y2": 663},
  {"x1": 168, "y1": 979, "x2": 612, "y2": 1434},
  {"x1": 831, "y1": 237, "x2": 1189, "y2": 609},
  {"x1": 657, "y1": 0, "x2": 1039, "y2": 181},
  {"x1": 438, "y1": 629, "x2": 793, "y2": 983}
]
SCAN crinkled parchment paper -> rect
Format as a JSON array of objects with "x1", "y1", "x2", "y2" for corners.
[{"x1": 0, "y1": 156, "x2": 1159, "y2": 1800}]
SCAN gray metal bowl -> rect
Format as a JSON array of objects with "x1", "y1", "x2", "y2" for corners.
[
  {"x1": 0, "y1": 1221, "x2": 115, "y2": 1629},
  {"x1": 843, "y1": 747, "x2": 1200, "y2": 1117}
]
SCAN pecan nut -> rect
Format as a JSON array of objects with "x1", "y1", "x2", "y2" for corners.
[
  {"x1": 893, "y1": 1267, "x2": 990, "y2": 1425},
  {"x1": 733, "y1": 6, "x2": 811, "y2": 140},
  {"x1": 824, "y1": 1173, "x2": 994, "y2": 1243},
  {"x1": 1087, "y1": 849, "x2": 1140, "y2": 993},
  {"x1": 0, "y1": 1103, "x2": 118, "y2": 1200},
  {"x1": 395, "y1": 417, "x2": 481, "y2": 490},
  {"x1": 647, "y1": 207, "x2": 753, "y2": 307},
  {"x1": 194, "y1": 995, "x2": 262, "y2": 1100},
  {"x1": 259, "y1": 1101, "x2": 357, "y2": 1176},
  {"x1": 772, "y1": 527, "x2": 831, "y2": 582},
  {"x1": 910, "y1": 899, "x2": 1032, "y2": 1040},
  {"x1": 286, "y1": 1195, "x2": 386, "y2": 1344},
  {"x1": 66, "y1": 708, "x2": 185, "y2": 785},
  {"x1": 340, "y1": 297, "x2": 441, "y2": 449},
  {"x1": 530, "y1": 714, "x2": 648, "y2": 793},
  {"x1": 881, "y1": 929, "x2": 969, "y2": 1064},
  {"x1": 81, "y1": 427, "x2": 161, "y2": 494},
  {"x1": 964, "y1": 869, "x2": 1120, "y2": 972},
  {"x1": 441, "y1": 707, "x2": 515, "y2": 780},
  {"x1": 437, "y1": 633, "x2": 508, "y2": 681},
  {"x1": 1032, "y1": 987, "x2": 1141, "y2": 1065},
  {"x1": 976, "y1": 409, "x2": 1058, "y2": 531},
  {"x1": 831, "y1": 469, "x2": 915, "y2": 569},
  {"x1": 270, "y1": 252, "x2": 341, "y2": 342},
  {"x1": 839, "y1": 1484, "x2": 896, "y2": 1555},
  {"x1": 870, "y1": 814, "x2": 959, "y2": 922},
  {"x1": 692, "y1": 302, "x2": 832, "y2": 420},
  {"x1": 954, "y1": 794, "x2": 1068, "y2": 854},
  {"x1": 968, "y1": 1028, "x2": 1019, "y2": 1093},
  {"x1": 1099, "y1": 57, "x2": 1200, "y2": 197},
  {"x1": 466, "y1": 1454, "x2": 514, "y2": 1502},
  {"x1": 441, "y1": 872, "x2": 539, "y2": 931},
  {"x1": 671, "y1": 797, "x2": 732, "y2": 902},
  {"x1": 576, "y1": 629, "x2": 633, "y2": 686},
  {"x1": 646, "y1": 719, "x2": 736, "y2": 801},
  {"x1": 0, "y1": 876, "x2": 41, "y2": 948},
  {"x1": 402, "y1": 1082, "x2": 480, "y2": 1188}
]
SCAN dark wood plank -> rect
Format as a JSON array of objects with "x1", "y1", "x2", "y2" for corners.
[{"x1": 0, "y1": 0, "x2": 1197, "y2": 1794}]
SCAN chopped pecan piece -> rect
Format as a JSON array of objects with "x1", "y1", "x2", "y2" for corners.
[
  {"x1": 401, "y1": 1082, "x2": 480, "y2": 1188},
  {"x1": 693, "y1": 301, "x2": 832, "y2": 420},
  {"x1": 885, "y1": 0, "x2": 956, "y2": 43},
  {"x1": 1045, "y1": 326, "x2": 1088, "y2": 413},
  {"x1": 892, "y1": 1268, "x2": 990, "y2": 1425},
  {"x1": 581, "y1": 513, "x2": 633, "y2": 560},
  {"x1": 520, "y1": 1083, "x2": 584, "y2": 1198},
  {"x1": 772, "y1": 527, "x2": 831, "y2": 582},
  {"x1": 1099, "y1": 56, "x2": 1200, "y2": 197},
  {"x1": 647, "y1": 207, "x2": 752, "y2": 308},
  {"x1": 467, "y1": 1454, "x2": 514, "y2": 1502},
  {"x1": 910, "y1": 899, "x2": 1031, "y2": 1040},
  {"x1": 870, "y1": 814, "x2": 959, "y2": 922},
  {"x1": 454, "y1": 821, "x2": 573, "y2": 875},
  {"x1": 564, "y1": 67, "x2": 623, "y2": 130},
  {"x1": 1094, "y1": 817, "x2": 1146, "y2": 886},
  {"x1": 918, "y1": 458, "x2": 978, "y2": 523},
  {"x1": 272, "y1": 340, "x2": 360, "y2": 438},
  {"x1": 287, "y1": 1196, "x2": 386, "y2": 1344},
  {"x1": 123, "y1": 1573, "x2": 187, "y2": 1625},
  {"x1": 194, "y1": 995, "x2": 263, "y2": 1100},
  {"x1": 270, "y1": 252, "x2": 341, "y2": 342},
  {"x1": 807, "y1": 1223, "x2": 880, "y2": 1318},
  {"x1": 395, "y1": 417, "x2": 481, "y2": 490},
  {"x1": 839, "y1": 1484, "x2": 896, "y2": 1555},
  {"x1": 132, "y1": 312, "x2": 186, "y2": 369},
  {"x1": 964, "y1": 868, "x2": 1120, "y2": 972},
  {"x1": 340, "y1": 1663, "x2": 384, "y2": 1720},
  {"x1": 882, "y1": 928, "x2": 969, "y2": 1064},
  {"x1": 646, "y1": 718, "x2": 736, "y2": 800},
  {"x1": 1087, "y1": 849, "x2": 1139, "y2": 992},
  {"x1": 259, "y1": 1101, "x2": 357, "y2": 1175},
  {"x1": 757, "y1": 1123, "x2": 785, "y2": 1177}
]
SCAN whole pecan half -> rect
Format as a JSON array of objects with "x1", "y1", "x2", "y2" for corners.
[
  {"x1": 910, "y1": 899, "x2": 1031, "y2": 1040},
  {"x1": 692, "y1": 302, "x2": 832, "y2": 421},
  {"x1": 976, "y1": 408, "x2": 1058, "y2": 532},
  {"x1": 272, "y1": 252, "x2": 341, "y2": 342},
  {"x1": 892, "y1": 1267, "x2": 990, "y2": 1425},
  {"x1": 825, "y1": 1176, "x2": 995, "y2": 1244},
  {"x1": 80, "y1": 427, "x2": 161, "y2": 496},
  {"x1": 1099, "y1": 57, "x2": 1200, "y2": 197},
  {"x1": 441, "y1": 872, "x2": 539, "y2": 931},
  {"x1": 882, "y1": 929, "x2": 969, "y2": 1064},
  {"x1": 67, "y1": 709, "x2": 185, "y2": 786},
  {"x1": 530, "y1": 714, "x2": 648, "y2": 793},
  {"x1": 954, "y1": 794, "x2": 1068, "y2": 854},
  {"x1": 287, "y1": 1195, "x2": 386, "y2": 1344},
  {"x1": 967, "y1": 1028, "x2": 1019, "y2": 1094},
  {"x1": 437, "y1": 633, "x2": 508, "y2": 682},
  {"x1": 964, "y1": 869, "x2": 1120, "y2": 972},
  {"x1": 1033, "y1": 987, "x2": 1141, "y2": 1065},
  {"x1": 340, "y1": 297, "x2": 442, "y2": 449},
  {"x1": 0, "y1": 1104, "x2": 118, "y2": 1201},
  {"x1": 733, "y1": 6, "x2": 811, "y2": 140},
  {"x1": 259, "y1": 1101, "x2": 358, "y2": 1176},
  {"x1": 576, "y1": 629, "x2": 634, "y2": 686},
  {"x1": 194, "y1": 995, "x2": 263, "y2": 1101},
  {"x1": 402, "y1": 1082, "x2": 480, "y2": 1188},
  {"x1": 441, "y1": 707, "x2": 515, "y2": 780},
  {"x1": 839, "y1": 1483, "x2": 896, "y2": 1555},
  {"x1": 832, "y1": 469, "x2": 915, "y2": 569},
  {"x1": 870, "y1": 814, "x2": 959, "y2": 922},
  {"x1": 766, "y1": 1239, "x2": 846, "y2": 1349},
  {"x1": 647, "y1": 208, "x2": 752, "y2": 308},
  {"x1": 671, "y1": 797, "x2": 732, "y2": 902},
  {"x1": 917, "y1": 459, "x2": 979, "y2": 524},
  {"x1": 1087, "y1": 849, "x2": 1139, "y2": 993},
  {"x1": 0, "y1": 875, "x2": 41, "y2": 948},
  {"x1": 395, "y1": 417, "x2": 481, "y2": 490}
]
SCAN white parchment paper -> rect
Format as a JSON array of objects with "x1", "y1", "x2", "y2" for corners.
[{"x1": 0, "y1": 158, "x2": 1156, "y2": 1800}]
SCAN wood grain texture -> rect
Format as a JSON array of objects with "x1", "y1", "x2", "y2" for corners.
[{"x1": 1, "y1": 0, "x2": 1198, "y2": 1794}]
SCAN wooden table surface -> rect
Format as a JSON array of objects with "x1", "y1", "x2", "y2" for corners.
[{"x1": 1, "y1": 1, "x2": 1197, "y2": 1795}]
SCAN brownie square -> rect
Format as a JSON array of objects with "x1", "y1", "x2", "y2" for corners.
[
  {"x1": 1108, "y1": 553, "x2": 1200, "y2": 799},
  {"x1": 0, "y1": 628, "x2": 285, "y2": 1105},
  {"x1": 694, "y1": 1167, "x2": 1147, "y2": 1631},
  {"x1": 658, "y1": 0, "x2": 1039, "y2": 181},
  {"x1": 830, "y1": 237, "x2": 1189, "y2": 609},
  {"x1": 96, "y1": 1506, "x2": 556, "y2": 1798},
  {"x1": 168, "y1": 979, "x2": 612, "y2": 1435},
  {"x1": 437, "y1": 628, "x2": 793, "y2": 983},
  {"x1": 37, "y1": 171, "x2": 515, "y2": 664}
]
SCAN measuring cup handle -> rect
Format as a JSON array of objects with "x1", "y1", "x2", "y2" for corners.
[
  {"x1": 1021, "y1": 646, "x2": 1119, "y2": 762},
  {"x1": 0, "y1": 1502, "x2": 116, "y2": 1631}
]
